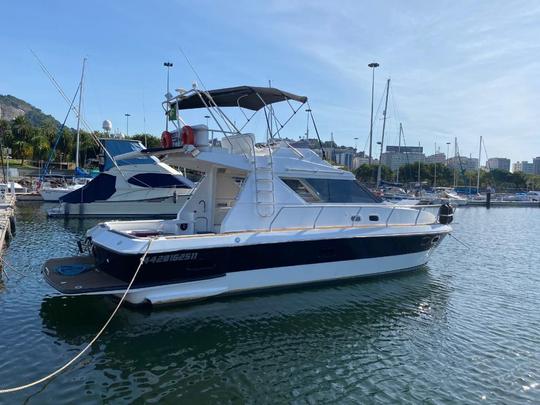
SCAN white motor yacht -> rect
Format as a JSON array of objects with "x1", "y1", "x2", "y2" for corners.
[
  {"x1": 43, "y1": 85, "x2": 453, "y2": 305},
  {"x1": 47, "y1": 138, "x2": 194, "y2": 217},
  {"x1": 39, "y1": 178, "x2": 90, "y2": 202}
]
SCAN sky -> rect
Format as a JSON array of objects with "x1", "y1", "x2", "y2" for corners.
[{"x1": 1, "y1": 0, "x2": 539, "y2": 164}]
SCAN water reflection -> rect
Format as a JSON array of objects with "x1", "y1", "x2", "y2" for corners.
[
  {"x1": 37, "y1": 269, "x2": 451, "y2": 403},
  {"x1": 4, "y1": 206, "x2": 539, "y2": 404},
  {"x1": 41, "y1": 268, "x2": 450, "y2": 352}
]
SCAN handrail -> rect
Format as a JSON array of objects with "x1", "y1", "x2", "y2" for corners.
[
  {"x1": 283, "y1": 141, "x2": 305, "y2": 159},
  {"x1": 385, "y1": 207, "x2": 396, "y2": 226},
  {"x1": 414, "y1": 207, "x2": 423, "y2": 225},
  {"x1": 268, "y1": 204, "x2": 439, "y2": 231}
]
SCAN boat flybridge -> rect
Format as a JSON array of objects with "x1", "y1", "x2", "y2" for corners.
[{"x1": 43, "y1": 85, "x2": 454, "y2": 305}]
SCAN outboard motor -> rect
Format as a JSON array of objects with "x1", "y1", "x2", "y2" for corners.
[{"x1": 438, "y1": 203, "x2": 454, "y2": 225}]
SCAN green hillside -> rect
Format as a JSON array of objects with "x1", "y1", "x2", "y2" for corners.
[{"x1": 0, "y1": 94, "x2": 60, "y2": 127}]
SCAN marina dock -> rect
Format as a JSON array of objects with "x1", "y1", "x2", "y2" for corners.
[{"x1": 0, "y1": 190, "x2": 16, "y2": 257}]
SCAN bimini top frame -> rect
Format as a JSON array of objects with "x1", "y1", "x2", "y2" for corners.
[{"x1": 162, "y1": 85, "x2": 308, "y2": 141}]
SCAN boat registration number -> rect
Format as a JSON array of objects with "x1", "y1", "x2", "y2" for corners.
[{"x1": 144, "y1": 252, "x2": 198, "y2": 264}]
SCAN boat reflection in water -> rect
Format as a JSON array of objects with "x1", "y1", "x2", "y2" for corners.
[{"x1": 40, "y1": 268, "x2": 450, "y2": 352}]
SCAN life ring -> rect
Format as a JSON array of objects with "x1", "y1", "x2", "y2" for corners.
[
  {"x1": 161, "y1": 131, "x2": 173, "y2": 148},
  {"x1": 181, "y1": 125, "x2": 195, "y2": 145}
]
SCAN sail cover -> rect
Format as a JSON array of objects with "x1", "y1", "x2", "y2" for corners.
[{"x1": 171, "y1": 86, "x2": 308, "y2": 111}]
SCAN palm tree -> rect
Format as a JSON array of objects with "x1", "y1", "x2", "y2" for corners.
[
  {"x1": 12, "y1": 139, "x2": 32, "y2": 165},
  {"x1": 31, "y1": 133, "x2": 50, "y2": 161},
  {"x1": 12, "y1": 116, "x2": 32, "y2": 142}
]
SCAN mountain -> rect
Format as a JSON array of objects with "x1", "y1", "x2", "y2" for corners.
[{"x1": 0, "y1": 94, "x2": 60, "y2": 127}]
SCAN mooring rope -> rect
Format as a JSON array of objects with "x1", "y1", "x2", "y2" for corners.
[
  {"x1": 448, "y1": 233, "x2": 471, "y2": 250},
  {"x1": 0, "y1": 257, "x2": 27, "y2": 278},
  {"x1": 0, "y1": 238, "x2": 154, "y2": 394}
]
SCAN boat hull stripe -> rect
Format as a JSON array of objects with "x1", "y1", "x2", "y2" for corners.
[{"x1": 92, "y1": 233, "x2": 444, "y2": 287}]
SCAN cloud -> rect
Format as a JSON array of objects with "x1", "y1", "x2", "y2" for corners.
[{"x1": 243, "y1": 0, "x2": 540, "y2": 161}]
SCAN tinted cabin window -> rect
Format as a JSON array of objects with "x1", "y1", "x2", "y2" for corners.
[
  {"x1": 127, "y1": 173, "x2": 192, "y2": 188},
  {"x1": 282, "y1": 178, "x2": 381, "y2": 203},
  {"x1": 281, "y1": 178, "x2": 320, "y2": 203}
]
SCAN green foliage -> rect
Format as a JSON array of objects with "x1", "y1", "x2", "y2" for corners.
[
  {"x1": 129, "y1": 134, "x2": 161, "y2": 148},
  {"x1": 354, "y1": 164, "x2": 393, "y2": 184},
  {"x1": 0, "y1": 94, "x2": 61, "y2": 127},
  {"x1": 397, "y1": 163, "x2": 454, "y2": 186},
  {"x1": 380, "y1": 162, "x2": 534, "y2": 191},
  {"x1": 0, "y1": 114, "x2": 165, "y2": 169}
]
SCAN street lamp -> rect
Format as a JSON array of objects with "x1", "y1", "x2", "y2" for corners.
[
  {"x1": 446, "y1": 142, "x2": 451, "y2": 166},
  {"x1": 368, "y1": 62, "x2": 379, "y2": 165},
  {"x1": 354, "y1": 137, "x2": 359, "y2": 152},
  {"x1": 125, "y1": 113, "x2": 131, "y2": 136},
  {"x1": 163, "y1": 62, "x2": 173, "y2": 96},
  {"x1": 204, "y1": 115, "x2": 210, "y2": 128}
]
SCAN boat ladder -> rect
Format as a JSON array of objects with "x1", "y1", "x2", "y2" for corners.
[{"x1": 254, "y1": 154, "x2": 275, "y2": 217}]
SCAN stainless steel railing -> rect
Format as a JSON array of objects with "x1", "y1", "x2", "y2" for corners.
[{"x1": 268, "y1": 204, "x2": 440, "y2": 231}]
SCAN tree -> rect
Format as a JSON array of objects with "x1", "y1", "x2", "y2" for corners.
[
  {"x1": 130, "y1": 134, "x2": 161, "y2": 148},
  {"x1": 0, "y1": 119, "x2": 13, "y2": 143},
  {"x1": 30, "y1": 133, "x2": 50, "y2": 161},
  {"x1": 56, "y1": 128, "x2": 74, "y2": 162},
  {"x1": 12, "y1": 139, "x2": 33, "y2": 164},
  {"x1": 12, "y1": 116, "x2": 32, "y2": 143},
  {"x1": 355, "y1": 164, "x2": 392, "y2": 184}
]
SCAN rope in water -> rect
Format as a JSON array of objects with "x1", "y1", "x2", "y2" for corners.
[
  {"x1": 0, "y1": 238, "x2": 154, "y2": 394},
  {"x1": 0, "y1": 257, "x2": 27, "y2": 278}
]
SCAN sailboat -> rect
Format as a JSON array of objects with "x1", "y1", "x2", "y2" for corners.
[{"x1": 39, "y1": 58, "x2": 91, "y2": 202}]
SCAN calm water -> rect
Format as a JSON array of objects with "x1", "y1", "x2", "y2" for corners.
[{"x1": 0, "y1": 204, "x2": 538, "y2": 404}]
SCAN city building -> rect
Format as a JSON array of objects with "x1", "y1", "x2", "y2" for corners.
[
  {"x1": 512, "y1": 161, "x2": 534, "y2": 174},
  {"x1": 380, "y1": 145, "x2": 425, "y2": 172},
  {"x1": 534, "y1": 157, "x2": 540, "y2": 175},
  {"x1": 352, "y1": 155, "x2": 370, "y2": 170},
  {"x1": 425, "y1": 153, "x2": 446, "y2": 164},
  {"x1": 334, "y1": 148, "x2": 355, "y2": 169},
  {"x1": 487, "y1": 157, "x2": 511, "y2": 172},
  {"x1": 447, "y1": 156, "x2": 479, "y2": 172}
]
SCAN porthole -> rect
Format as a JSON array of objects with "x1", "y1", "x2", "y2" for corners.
[{"x1": 369, "y1": 215, "x2": 379, "y2": 222}]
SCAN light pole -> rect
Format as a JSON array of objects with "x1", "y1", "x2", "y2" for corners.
[
  {"x1": 446, "y1": 142, "x2": 451, "y2": 166},
  {"x1": 163, "y1": 62, "x2": 173, "y2": 95},
  {"x1": 125, "y1": 113, "x2": 131, "y2": 136},
  {"x1": 368, "y1": 62, "x2": 379, "y2": 165},
  {"x1": 354, "y1": 137, "x2": 359, "y2": 152}
]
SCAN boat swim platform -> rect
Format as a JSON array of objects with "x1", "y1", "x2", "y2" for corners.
[{"x1": 43, "y1": 256, "x2": 128, "y2": 295}]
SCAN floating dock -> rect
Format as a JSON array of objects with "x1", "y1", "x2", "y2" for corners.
[{"x1": 466, "y1": 200, "x2": 540, "y2": 208}]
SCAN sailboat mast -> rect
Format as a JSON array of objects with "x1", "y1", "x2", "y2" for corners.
[
  {"x1": 396, "y1": 122, "x2": 402, "y2": 183},
  {"x1": 417, "y1": 141, "x2": 421, "y2": 186},
  {"x1": 75, "y1": 58, "x2": 86, "y2": 169},
  {"x1": 453, "y1": 137, "x2": 457, "y2": 188},
  {"x1": 376, "y1": 78, "x2": 390, "y2": 187},
  {"x1": 476, "y1": 135, "x2": 482, "y2": 192},
  {"x1": 434, "y1": 142, "x2": 437, "y2": 188}
]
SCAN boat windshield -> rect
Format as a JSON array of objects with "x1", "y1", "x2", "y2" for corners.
[
  {"x1": 281, "y1": 178, "x2": 381, "y2": 204},
  {"x1": 101, "y1": 139, "x2": 156, "y2": 171}
]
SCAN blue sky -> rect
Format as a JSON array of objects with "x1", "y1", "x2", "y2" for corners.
[{"x1": 1, "y1": 0, "x2": 539, "y2": 164}]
